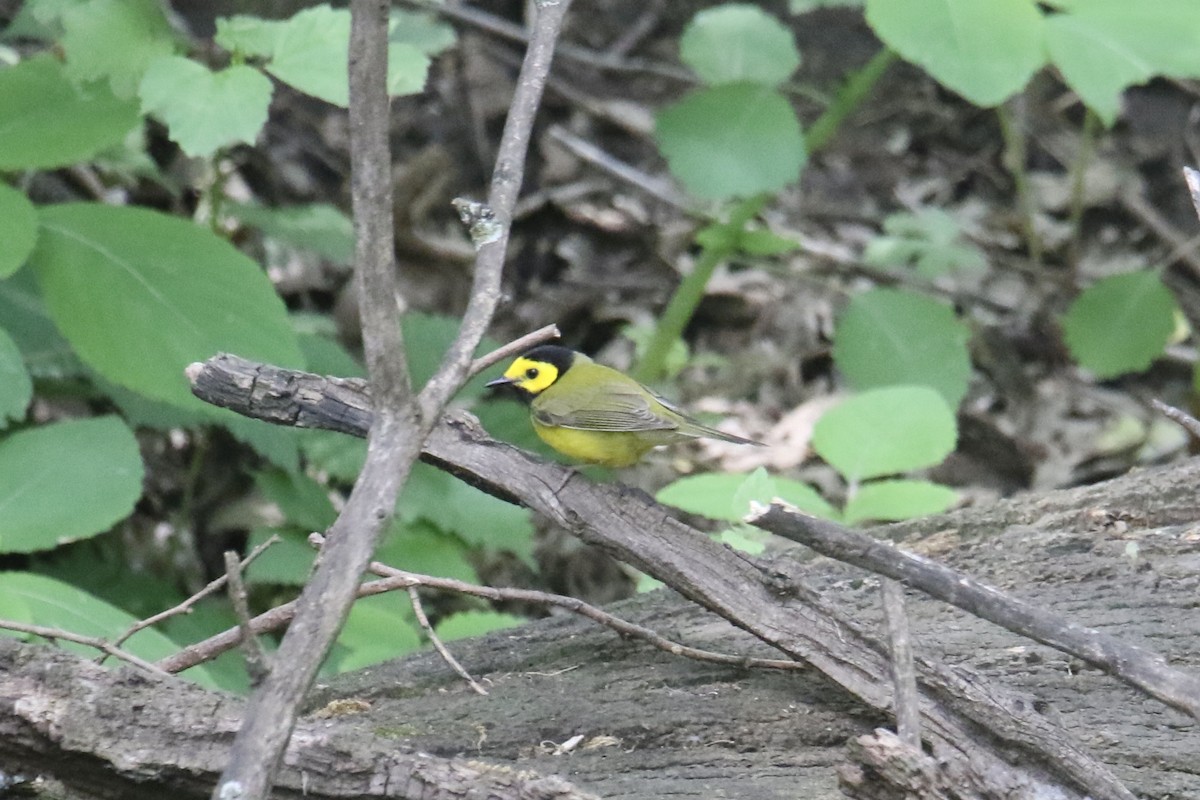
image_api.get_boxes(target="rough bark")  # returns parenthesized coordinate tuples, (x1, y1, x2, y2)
(2, 453, 1199, 798)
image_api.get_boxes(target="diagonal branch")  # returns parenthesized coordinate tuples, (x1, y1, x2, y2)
(417, 0, 572, 421)
(746, 501, 1200, 722)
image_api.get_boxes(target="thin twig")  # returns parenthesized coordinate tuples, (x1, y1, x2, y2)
(225, 550, 269, 684)
(469, 324, 560, 377)
(212, 2, 417, 795)
(1152, 398, 1200, 440)
(104, 535, 280, 659)
(0, 619, 170, 678)
(402, 0, 693, 83)
(406, 586, 488, 695)
(417, 0, 574, 421)
(880, 580, 921, 749)
(328, 534, 804, 674)
(547, 125, 692, 213)
(748, 501, 1200, 722)
(155, 534, 805, 677)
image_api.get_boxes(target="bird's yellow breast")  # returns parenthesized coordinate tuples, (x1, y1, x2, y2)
(531, 420, 657, 468)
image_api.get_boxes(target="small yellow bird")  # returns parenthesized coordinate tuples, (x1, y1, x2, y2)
(486, 345, 762, 467)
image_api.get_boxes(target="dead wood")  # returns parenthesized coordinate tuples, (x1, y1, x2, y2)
(2, 356, 1198, 798)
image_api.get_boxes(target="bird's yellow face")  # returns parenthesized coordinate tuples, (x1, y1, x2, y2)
(486, 345, 577, 402)
(499, 355, 560, 397)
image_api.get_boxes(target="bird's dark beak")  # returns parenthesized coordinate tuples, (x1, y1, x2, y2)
(485, 376, 514, 389)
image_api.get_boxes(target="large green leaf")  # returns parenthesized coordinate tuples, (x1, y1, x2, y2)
(656, 83, 805, 200)
(328, 592, 421, 673)
(0, 571, 217, 688)
(657, 469, 837, 522)
(0, 184, 37, 279)
(865, 0, 1045, 107)
(1045, 1, 1200, 126)
(0, 55, 140, 169)
(843, 478, 957, 524)
(61, 0, 177, 98)
(680, 4, 801, 86)
(31, 203, 304, 410)
(0, 327, 32, 426)
(218, 5, 430, 107)
(1062, 270, 1176, 379)
(832, 288, 972, 408)
(0, 267, 83, 379)
(397, 464, 534, 567)
(0, 416, 143, 553)
(139, 57, 272, 157)
(813, 386, 957, 482)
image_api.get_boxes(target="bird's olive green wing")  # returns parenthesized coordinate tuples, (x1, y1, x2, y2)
(532, 384, 680, 433)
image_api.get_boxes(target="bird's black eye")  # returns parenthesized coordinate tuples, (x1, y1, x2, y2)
(525, 367, 539, 379)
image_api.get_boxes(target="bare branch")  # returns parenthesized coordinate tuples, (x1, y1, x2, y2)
(417, 0, 573, 421)
(0, 619, 170, 678)
(747, 501, 1200, 722)
(880, 580, 920, 750)
(225, 550, 269, 684)
(406, 586, 488, 695)
(104, 535, 279, 659)
(469, 324, 560, 377)
(212, 2, 419, 795)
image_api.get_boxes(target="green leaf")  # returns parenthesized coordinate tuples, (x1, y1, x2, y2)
(864, 208, 986, 277)
(388, 9, 457, 56)
(214, 15, 284, 57)
(61, 0, 176, 98)
(832, 288, 972, 407)
(680, 4, 801, 86)
(865, 0, 1046, 107)
(717, 526, 769, 555)
(160, 599, 251, 693)
(0, 267, 83, 380)
(244, 528, 315, 586)
(813, 386, 957, 482)
(0, 184, 37, 279)
(655, 83, 806, 201)
(0, 417, 143, 553)
(226, 202, 355, 263)
(0, 572, 218, 688)
(435, 610, 525, 642)
(254, 469, 337, 532)
(376, 518, 479, 583)
(31, 203, 304, 409)
(843, 478, 957, 524)
(1062, 270, 1176, 379)
(771, 476, 841, 520)
(1045, 1, 1200, 126)
(0, 55, 140, 170)
(657, 469, 837, 521)
(139, 57, 272, 157)
(298, 430, 367, 482)
(330, 592, 421, 672)
(261, 5, 430, 107)
(402, 312, 503, 401)
(0, 327, 32, 426)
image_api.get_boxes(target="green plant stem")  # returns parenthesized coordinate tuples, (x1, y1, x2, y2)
(632, 194, 765, 384)
(996, 103, 1043, 271)
(805, 47, 896, 154)
(1066, 108, 1099, 279)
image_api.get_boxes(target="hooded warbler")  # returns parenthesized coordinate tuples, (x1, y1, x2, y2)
(486, 345, 762, 467)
